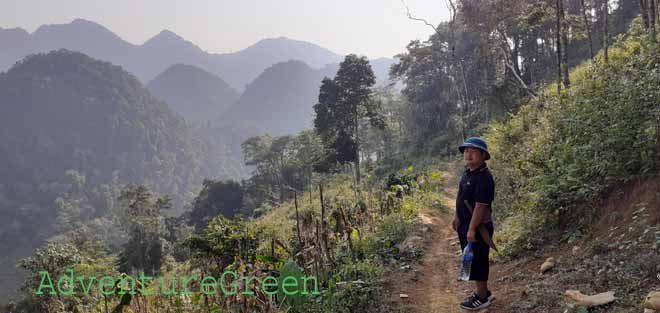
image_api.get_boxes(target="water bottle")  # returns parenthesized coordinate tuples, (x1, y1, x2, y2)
(458, 242, 473, 281)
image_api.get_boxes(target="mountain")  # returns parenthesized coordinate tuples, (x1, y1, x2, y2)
(219, 60, 336, 136)
(147, 64, 239, 122)
(0, 27, 30, 70)
(0, 50, 239, 300)
(136, 30, 211, 86)
(207, 37, 343, 91)
(0, 20, 345, 91)
(0, 19, 392, 92)
(215, 56, 397, 139)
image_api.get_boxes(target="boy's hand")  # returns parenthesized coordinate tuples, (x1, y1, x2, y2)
(452, 218, 459, 231)
(467, 228, 477, 242)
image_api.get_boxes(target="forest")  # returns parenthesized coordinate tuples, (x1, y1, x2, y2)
(1, 0, 659, 312)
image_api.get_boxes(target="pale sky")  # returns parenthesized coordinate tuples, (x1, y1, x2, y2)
(0, 0, 450, 59)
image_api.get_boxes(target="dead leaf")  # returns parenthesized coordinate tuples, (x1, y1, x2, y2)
(645, 291, 660, 310)
(565, 290, 616, 307)
(540, 257, 556, 274)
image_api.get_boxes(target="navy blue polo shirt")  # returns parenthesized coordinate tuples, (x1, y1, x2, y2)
(456, 162, 494, 235)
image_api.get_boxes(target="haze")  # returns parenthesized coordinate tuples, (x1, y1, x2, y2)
(0, 0, 450, 59)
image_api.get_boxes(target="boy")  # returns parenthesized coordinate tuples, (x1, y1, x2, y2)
(453, 137, 495, 311)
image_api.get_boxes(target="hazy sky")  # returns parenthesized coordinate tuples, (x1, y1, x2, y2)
(0, 0, 450, 59)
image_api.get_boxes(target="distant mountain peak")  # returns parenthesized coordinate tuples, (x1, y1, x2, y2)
(144, 29, 185, 45)
(142, 29, 204, 54)
(0, 27, 29, 35)
(32, 18, 122, 42)
(71, 18, 98, 25)
(148, 63, 239, 122)
(251, 36, 317, 47)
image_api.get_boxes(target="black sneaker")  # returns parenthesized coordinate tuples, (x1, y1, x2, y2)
(460, 292, 492, 311)
(486, 290, 494, 301)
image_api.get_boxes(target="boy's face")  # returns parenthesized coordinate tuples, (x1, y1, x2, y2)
(463, 147, 485, 167)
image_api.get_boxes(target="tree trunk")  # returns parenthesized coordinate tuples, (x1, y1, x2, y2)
(641, 0, 650, 29)
(580, 0, 595, 59)
(560, 0, 570, 88)
(294, 192, 302, 246)
(603, 0, 609, 63)
(279, 154, 285, 202)
(319, 184, 325, 231)
(650, 0, 657, 41)
(354, 112, 361, 186)
(556, 0, 563, 94)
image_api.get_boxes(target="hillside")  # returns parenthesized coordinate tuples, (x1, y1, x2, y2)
(220, 60, 336, 136)
(3, 2, 657, 313)
(147, 64, 239, 122)
(0, 50, 236, 300)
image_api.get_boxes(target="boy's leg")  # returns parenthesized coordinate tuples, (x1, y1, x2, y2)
(476, 281, 488, 299)
(470, 223, 494, 299)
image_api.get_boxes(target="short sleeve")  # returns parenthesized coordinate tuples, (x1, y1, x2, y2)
(474, 174, 495, 205)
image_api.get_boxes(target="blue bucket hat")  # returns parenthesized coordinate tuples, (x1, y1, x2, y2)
(459, 137, 490, 160)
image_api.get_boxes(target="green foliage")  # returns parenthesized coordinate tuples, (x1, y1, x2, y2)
(189, 179, 244, 229)
(0, 49, 242, 300)
(385, 173, 417, 197)
(313, 54, 382, 172)
(241, 130, 325, 211)
(117, 185, 168, 275)
(360, 211, 417, 263)
(186, 216, 260, 276)
(487, 31, 660, 256)
(276, 261, 308, 309)
(390, 0, 640, 157)
(16, 242, 82, 312)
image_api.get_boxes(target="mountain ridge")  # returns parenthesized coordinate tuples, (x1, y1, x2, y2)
(0, 19, 394, 92)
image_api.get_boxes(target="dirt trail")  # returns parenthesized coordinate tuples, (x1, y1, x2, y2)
(386, 172, 510, 313)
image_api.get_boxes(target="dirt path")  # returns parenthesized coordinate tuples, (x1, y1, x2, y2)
(385, 173, 511, 313)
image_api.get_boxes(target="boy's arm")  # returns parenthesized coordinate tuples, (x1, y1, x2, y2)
(467, 202, 488, 242)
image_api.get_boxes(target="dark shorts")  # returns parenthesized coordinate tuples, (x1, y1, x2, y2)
(457, 222, 494, 281)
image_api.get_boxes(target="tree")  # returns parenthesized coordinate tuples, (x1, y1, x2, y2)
(580, 0, 595, 59)
(116, 185, 167, 275)
(17, 243, 81, 313)
(556, 0, 571, 92)
(313, 54, 383, 185)
(639, 0, 658, 40)
(185, 216, 259, 276)
(189, 179, 244, 230)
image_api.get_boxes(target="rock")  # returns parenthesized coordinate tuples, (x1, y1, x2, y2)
(572, 246, 580, 255)
(645, 291, 660, 310)
(397, 236, 424, 250)
(399, 294, 409, 298)
(643, 309, 656, 313)
(540, 257, 556, 274)
(565, 290, 616, 308)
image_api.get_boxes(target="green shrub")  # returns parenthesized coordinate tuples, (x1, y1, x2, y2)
(486, 26, 660, 256)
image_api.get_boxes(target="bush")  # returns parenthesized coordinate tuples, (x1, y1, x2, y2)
(486, 27, 660, 256)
